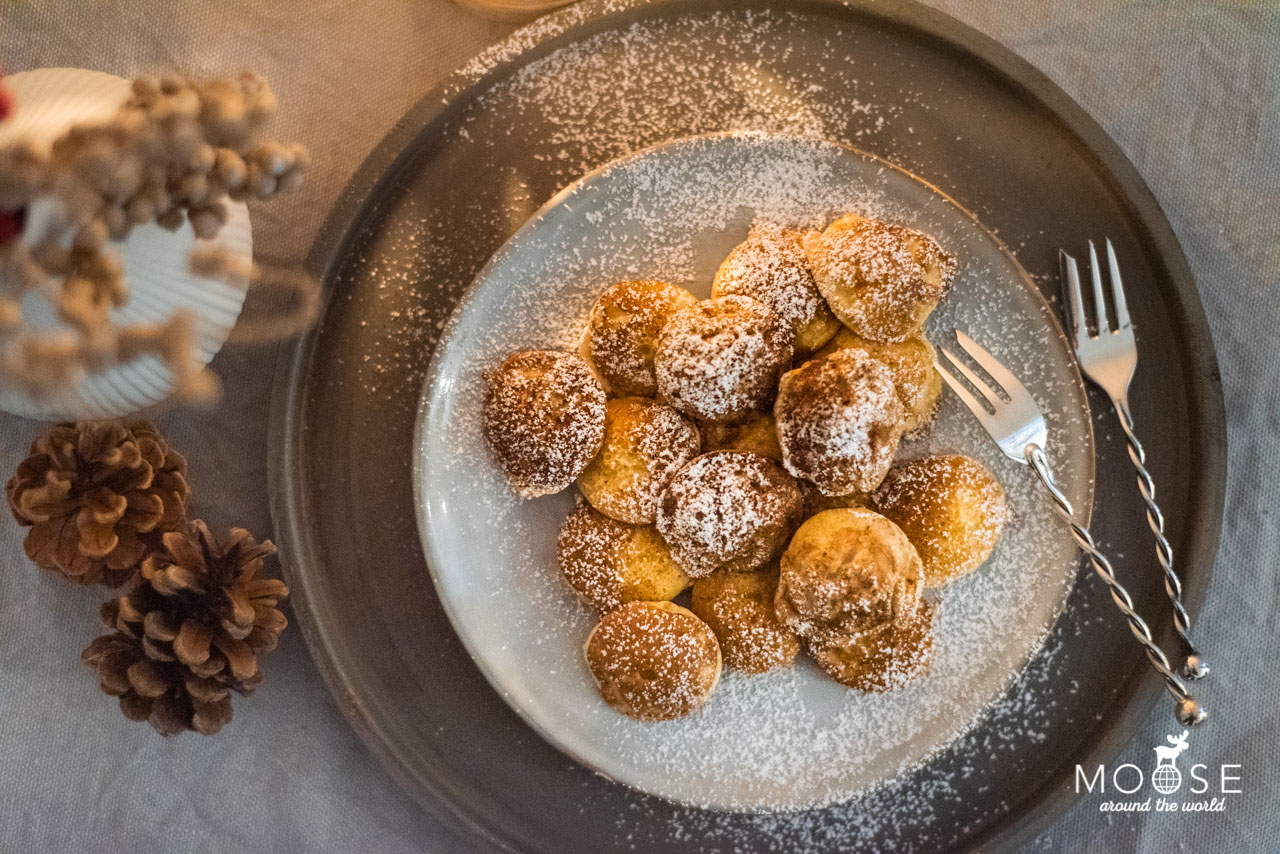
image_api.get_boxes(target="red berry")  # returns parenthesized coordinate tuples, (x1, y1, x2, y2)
(0, 209, 24, 247)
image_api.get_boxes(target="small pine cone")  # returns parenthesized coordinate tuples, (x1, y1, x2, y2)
(82, 629, 232, 735)
(82, 519, 289, 735)
(6, 420, 190, 586)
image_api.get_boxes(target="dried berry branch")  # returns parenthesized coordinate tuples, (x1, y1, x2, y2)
(0, 72, 315, 405)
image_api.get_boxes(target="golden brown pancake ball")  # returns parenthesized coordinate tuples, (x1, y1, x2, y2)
(774, 348, 906, 497)
(873, 454, 1008, 586)
(584, 280, 699, 397)
(557, 500, 691, 611)
(482, 350, 605, 498)
(585, 601, 722, 721)
(775, 507, 923, 645)
(654, 295, 793, 424)
(813, 327, 942, 434)
(577, 397, 701, 524)
(712, 224, 840, 354)
(656, 451, 804, 578)
(807, 599, 935, 692)
(804, 213, 955, 342)
(690, 565, 800, 674)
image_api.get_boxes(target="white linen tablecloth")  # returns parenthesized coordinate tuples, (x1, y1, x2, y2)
(1, 1, 1276, 850)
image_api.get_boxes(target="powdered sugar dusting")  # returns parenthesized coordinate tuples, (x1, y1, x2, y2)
(586, 601, 722, 722)
(655, 451, 802, 577)
(654, 295, 792, 423)
(713, 224, 832, 341)
(807, 214, 957, 341)
(690, 568, 799, 675)
(482, 350, 606, 497)
(579, 396, 700, 523)
(587, 280, 698, 398)
(776, 348, 905, 496)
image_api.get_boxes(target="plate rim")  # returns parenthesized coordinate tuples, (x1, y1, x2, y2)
(410, 128, 1098, 811)
(268, 1, 1227, 850)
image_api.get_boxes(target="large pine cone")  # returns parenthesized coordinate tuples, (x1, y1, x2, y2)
(81, 520, 288, 735)
(6, 420, 189, 586)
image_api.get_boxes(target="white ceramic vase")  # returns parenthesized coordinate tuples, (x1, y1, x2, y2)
(0, 67, 253, 420)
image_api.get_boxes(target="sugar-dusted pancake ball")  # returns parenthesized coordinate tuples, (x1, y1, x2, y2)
(585, 601, 722, 721)
(584, 279, 699, 397)
(557, 500, 690, 612)
(873, 454, 1009, 587)
(712, 224, 840, 355)
(699, 411, 783, 463)
(657, 451, 804, 577)
(482, 350, 606, 498)
(775, 507, 923, 645)
(813, 327, 942, 434)
(690, 565, 799, 674)
(803, 213, 956, 342)
(774, 348, 906, 497)
(807, 599, 935, 692)
(654, 295, 793, 424)
(577, 397, 700, 524)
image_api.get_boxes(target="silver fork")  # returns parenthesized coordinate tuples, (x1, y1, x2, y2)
(1060, 240, 1207, 681)
(935, 330, 1206, 728)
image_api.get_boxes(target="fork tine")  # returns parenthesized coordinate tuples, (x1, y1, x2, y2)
(937, 342, 1003, 411)
(1089, 240, 1111, 334)
(1059, 250, 1088, 348)
(1106, 238, 1132, 329)
(935, 351, 998, 430)
(954, 330, 1035, 405)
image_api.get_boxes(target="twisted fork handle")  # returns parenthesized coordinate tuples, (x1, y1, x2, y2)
(1025, 445, 1206, 728)
(1115, 400, 1207, 680)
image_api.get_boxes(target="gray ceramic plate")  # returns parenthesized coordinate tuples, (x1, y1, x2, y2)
(414, 132, 1094, 810)
(270, 1, 1225, 849)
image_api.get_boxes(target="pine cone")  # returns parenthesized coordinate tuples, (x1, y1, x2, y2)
(6, 420, 189, 586)
(82, 520, 289, 735)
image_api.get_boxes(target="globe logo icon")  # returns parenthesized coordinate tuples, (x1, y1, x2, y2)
(1151, 729, 1190, 795)
(1152, 764, 1182, 795)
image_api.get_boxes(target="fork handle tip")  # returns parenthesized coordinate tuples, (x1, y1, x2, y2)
(1181, 655, 1209, 681)
(1177, 697, 1207, 728)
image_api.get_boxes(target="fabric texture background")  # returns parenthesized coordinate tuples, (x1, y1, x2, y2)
(0, 1, 1275, 851)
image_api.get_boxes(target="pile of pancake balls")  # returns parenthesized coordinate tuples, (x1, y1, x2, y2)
(483, 214, 1010, 723)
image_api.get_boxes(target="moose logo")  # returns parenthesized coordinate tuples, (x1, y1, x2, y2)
(1075, 729, 1241, 812)
(1151, 730, 1190, 794)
